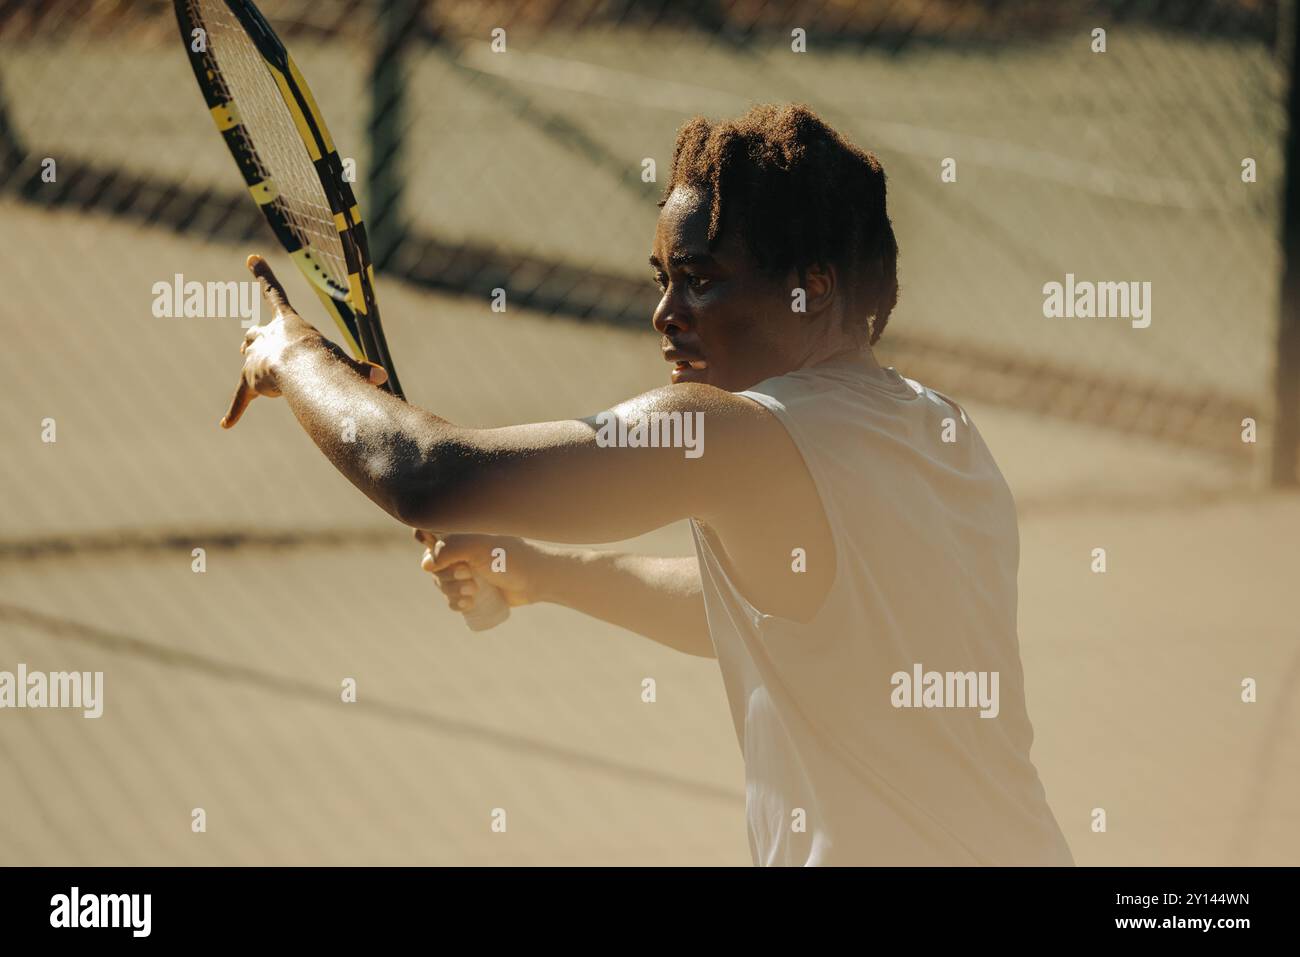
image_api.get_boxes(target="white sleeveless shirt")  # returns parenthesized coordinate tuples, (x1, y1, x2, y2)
(689, 354, 1074, 866)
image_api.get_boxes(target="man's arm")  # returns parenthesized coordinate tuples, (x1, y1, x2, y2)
(224, 257, 829, 622)
(246, 318, 773, 544)
(543, 551, 711, 657)
(424, 533, 713, 657)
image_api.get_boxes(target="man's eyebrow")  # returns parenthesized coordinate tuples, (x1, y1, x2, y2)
(648, 252, 717, 270)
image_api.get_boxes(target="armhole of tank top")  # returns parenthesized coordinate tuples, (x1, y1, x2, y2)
(735, 388, 851, 632)
(689, 517, 766, 632)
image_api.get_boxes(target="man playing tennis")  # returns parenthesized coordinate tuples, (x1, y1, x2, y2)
(223, 104, 1074, 867)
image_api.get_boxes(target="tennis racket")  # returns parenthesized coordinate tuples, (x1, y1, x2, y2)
(175, 0, 510, 631)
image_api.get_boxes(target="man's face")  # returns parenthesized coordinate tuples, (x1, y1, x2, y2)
(650, 186, 797, 393)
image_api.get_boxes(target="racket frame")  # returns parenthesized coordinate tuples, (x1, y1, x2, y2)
(176, 1, 512, 631)
(174, 0, 404, 399)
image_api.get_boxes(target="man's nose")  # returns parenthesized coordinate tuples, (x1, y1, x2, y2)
(652, 294, 691, 336)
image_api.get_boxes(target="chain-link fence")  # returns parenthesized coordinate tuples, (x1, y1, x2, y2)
(1, 0, 1291, 460)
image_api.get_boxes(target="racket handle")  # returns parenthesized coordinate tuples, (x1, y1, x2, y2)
(463, 573, 511, 632)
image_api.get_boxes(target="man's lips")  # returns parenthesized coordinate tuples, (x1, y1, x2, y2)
(663, 350, 707, 370)
(665, 350, 708, 383)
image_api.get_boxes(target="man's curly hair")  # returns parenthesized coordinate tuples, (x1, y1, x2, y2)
(660, 104, 900, 345)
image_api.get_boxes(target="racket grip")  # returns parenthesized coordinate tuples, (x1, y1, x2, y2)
(463, 573, 511, 632)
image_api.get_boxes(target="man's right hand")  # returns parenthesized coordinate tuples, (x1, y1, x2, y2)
(416, 530, 546, 613)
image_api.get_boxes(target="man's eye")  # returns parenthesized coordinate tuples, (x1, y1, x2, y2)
(652, 272, 668, 290)
(686, 275, 711, 290)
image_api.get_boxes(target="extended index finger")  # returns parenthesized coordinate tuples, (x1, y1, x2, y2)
(246, 254, 292, 317)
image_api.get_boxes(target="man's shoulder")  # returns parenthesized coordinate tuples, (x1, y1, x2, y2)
(630, 382, 786, 433)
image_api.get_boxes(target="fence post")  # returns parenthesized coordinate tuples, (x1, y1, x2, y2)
(366, 0, 421, 272)
(1274, 0, 1300, 485)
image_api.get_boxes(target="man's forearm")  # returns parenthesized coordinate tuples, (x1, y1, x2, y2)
(535, 549, 713, 658)
(274, 338, 466, 525)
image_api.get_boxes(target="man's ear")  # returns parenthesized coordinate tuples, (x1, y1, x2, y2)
(802, 262, 836, 315)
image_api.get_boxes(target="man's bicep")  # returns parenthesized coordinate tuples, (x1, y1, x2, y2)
(428, 385, 771, 543)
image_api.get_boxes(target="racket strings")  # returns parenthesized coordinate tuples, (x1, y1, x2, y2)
(198, 0, 350, 294)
